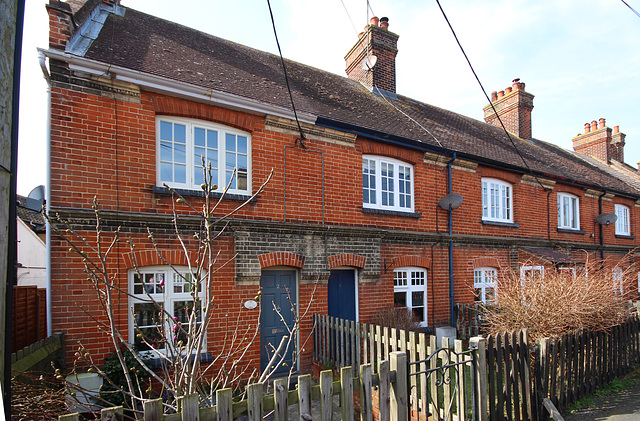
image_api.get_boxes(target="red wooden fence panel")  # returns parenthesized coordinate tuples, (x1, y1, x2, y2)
(12, 285, 47, 353)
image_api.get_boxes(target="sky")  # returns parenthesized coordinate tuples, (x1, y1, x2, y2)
(17, 0, 640, 196)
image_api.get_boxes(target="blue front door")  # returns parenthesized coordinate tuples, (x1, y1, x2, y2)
(260, 270, 297, 374)
(328, 269, 356, 321)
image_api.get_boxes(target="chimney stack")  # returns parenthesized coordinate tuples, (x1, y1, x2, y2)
(483, 79, 535, 140)
(345, 16, 399, 94)
(572, 119, 625, 164)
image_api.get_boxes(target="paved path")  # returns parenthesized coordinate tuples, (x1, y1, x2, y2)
(563, 380, 640, 420)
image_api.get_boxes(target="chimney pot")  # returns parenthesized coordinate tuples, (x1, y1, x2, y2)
(591, 121, 598, 132)
(498, 90, 505, 98)
(491, 91, 498, 101)
(599, 118, 606, 129)
(380, 17, 389, 30)
(584, 123, 591, 134)
(505, 87, 512, 94)
(370, 16, 380, 26)
(512, 78, 525, 90)
(614, 125, 619, 134)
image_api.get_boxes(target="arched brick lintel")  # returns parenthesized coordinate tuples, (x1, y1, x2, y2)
(150, 94, 257, 133)
(472, 257, 501, 269)
(328, 254, 366, 269)
(389, 256, 431, 270)
(259, 252, 305, 269)
(359, 142, 420, 165)
(122, 249, 197, 269)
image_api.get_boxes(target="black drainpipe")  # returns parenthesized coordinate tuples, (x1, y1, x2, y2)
(447, 153, 456, 327)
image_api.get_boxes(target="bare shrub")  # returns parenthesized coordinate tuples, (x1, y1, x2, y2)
(482, 254, 634, 342)
(11, 373, 67, 421)
(371, 306, 422, 332)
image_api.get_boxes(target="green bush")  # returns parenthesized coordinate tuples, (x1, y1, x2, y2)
(99, 347, 152, 407)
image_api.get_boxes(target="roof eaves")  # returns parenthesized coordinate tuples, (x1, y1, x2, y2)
(41, 48, 317, 125)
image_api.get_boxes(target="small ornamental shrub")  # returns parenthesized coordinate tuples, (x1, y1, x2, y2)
(370, 306, 422, 332)
(482, 254, 634, 342)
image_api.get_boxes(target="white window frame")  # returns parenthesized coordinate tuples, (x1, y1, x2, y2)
(363, 155, 414, 212)
(520, 265, 544, 285)
(613, 267, 624, 295)
(129, 266, 206, 355)
(157, 117, 251, 194)
(557, 193, 580, 230)
(481, 178, 513, 222)
(474, 267, 497, 304)
(393, 267, 428, 326)
(615, 204, 630, 236)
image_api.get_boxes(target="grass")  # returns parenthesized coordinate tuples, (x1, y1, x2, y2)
(567, 366, 640, 413)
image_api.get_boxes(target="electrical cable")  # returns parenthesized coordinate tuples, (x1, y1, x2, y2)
(339, 0, 360, 38)
(265, 0, 307, 147)
(374, 83, 444, 148)
(621, 0, 640, 18)
(434, 0, 549, 192)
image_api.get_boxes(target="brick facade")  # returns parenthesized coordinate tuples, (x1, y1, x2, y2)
(45, 1, 640, 381)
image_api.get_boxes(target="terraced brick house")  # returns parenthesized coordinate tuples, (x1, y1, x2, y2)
(42, 0, 640, 375)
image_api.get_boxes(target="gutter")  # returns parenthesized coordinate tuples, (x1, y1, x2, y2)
(39, 48, 316, 126)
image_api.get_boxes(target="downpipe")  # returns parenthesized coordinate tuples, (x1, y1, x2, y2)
(447, 153, 456, 327)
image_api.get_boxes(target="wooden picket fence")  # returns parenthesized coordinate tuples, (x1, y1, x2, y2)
(454, 303, 486, 340)
(61, 353, 410, 421)
(535, 315, 640, 420)
(486, 330, 533, 421)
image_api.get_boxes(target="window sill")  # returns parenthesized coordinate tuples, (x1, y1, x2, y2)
(556, 228, 586, 235)
(615, 234, 635, 240)
(481, 220, 520, 228)
(154, 186, 254, 202)
(147, 352, 212, 369)
(362, 207, 421, 218)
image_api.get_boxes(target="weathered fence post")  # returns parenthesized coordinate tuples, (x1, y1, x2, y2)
(275, 378, 289, 421)
(216, 388, 233, 421)
(341, 366, 354, 421)
(144, 398, 163, 421)
(470, 336, 487, 421)
(360, 364, 373, 421)
(320, 370, 333, 421)
(298, 374, 311, 421)
(390, 352, 407, 421)
(378, 359, 390, 421)
(101, 406, 123, 421)
(536, 338, 551, 421)
(247, 383, 263, 421)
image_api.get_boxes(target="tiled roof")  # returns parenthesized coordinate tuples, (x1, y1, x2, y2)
(80, 7, 639, 197)
(16, 195, 45, 232)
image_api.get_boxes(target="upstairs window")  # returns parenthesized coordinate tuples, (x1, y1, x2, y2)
(474, 267, 497, 304)
(557, 193, 580, 230)
(363, 156, 414, 212)
(157, 118, 250, 194)
(482, 179, 512, 222)
(615, 204, 630, 236)
(393, 267, 427, 326)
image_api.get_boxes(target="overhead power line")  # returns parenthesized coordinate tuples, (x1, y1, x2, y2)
(434, 0, 548, 191)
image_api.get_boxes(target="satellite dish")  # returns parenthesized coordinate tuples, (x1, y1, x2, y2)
(595, 213, 617, 225)
(438, 193, 464, 210)
(26, 185, 45, 211)
(362, 55, 377, 71)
